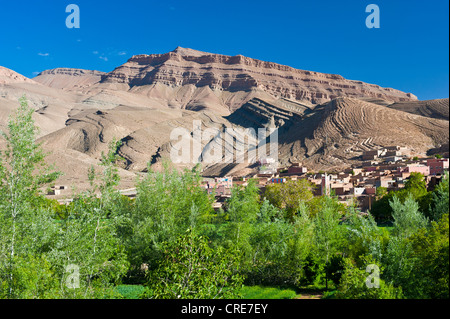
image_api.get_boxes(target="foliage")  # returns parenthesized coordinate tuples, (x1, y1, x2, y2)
(389, 193, 428, 238)
(240, 285, 298, 299)
(370, 172, 430, 222)
(311, 196, 345, 289)
(129, 162, 214, 268)
(264, 179, 314, 221)
(335, 257, 403, 299)
(145, 230, 244, 299)
(406, 214, 449, 298)
(0, 97, 61, 298)
(430, 172, 449, 221)
(343, 209, 387, 263)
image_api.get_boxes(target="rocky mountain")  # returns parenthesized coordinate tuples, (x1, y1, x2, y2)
(0, 47, 448, 193)
(99, 47, 417, 113)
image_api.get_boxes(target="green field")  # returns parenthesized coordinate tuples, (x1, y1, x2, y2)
(114, 284, 303, 299)
(240, 285, 299, 299)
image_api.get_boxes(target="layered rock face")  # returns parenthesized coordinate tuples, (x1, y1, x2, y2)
(101, 47, 417, 108)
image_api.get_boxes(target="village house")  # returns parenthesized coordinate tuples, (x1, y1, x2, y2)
(427, 158, 449, 175)
(199, 145, 448, 214)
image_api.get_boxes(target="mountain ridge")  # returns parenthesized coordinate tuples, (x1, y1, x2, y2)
(0, 48, 448, 193)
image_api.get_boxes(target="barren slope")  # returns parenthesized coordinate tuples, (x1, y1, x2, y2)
(386, 98, 449, 121)
(277, 97, 449, 170)
(33, 68, 105, 91)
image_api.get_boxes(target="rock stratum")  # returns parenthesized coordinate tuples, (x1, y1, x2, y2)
(101, 47, 417, 111)
(0, 47, 448, 193)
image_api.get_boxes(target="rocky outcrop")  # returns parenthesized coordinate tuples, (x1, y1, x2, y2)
(100, 47, 418, 108)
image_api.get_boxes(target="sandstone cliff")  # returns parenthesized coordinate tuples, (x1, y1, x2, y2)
(100, 47, 417, 110)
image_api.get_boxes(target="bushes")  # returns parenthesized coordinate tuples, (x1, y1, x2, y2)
(144, 230, 244, 299)
(335, 257, 403, 299)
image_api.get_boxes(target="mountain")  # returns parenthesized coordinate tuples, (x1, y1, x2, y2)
(98, 46, 417, 112)
(33, 68, 105, 91)
(0, 48, 448, 193)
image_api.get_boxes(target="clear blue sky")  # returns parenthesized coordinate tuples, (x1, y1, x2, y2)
(0, 0, 448, 100)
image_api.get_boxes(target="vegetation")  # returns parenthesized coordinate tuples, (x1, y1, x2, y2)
(240, 285, 298, 299)
(0, 98, 448, 299)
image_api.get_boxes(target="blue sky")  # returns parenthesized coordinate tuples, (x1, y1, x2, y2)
(0, 0, 448, 100)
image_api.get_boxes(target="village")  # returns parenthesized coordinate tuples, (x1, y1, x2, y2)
(46, 145, 449, 213)
(201, 146, 449, 213)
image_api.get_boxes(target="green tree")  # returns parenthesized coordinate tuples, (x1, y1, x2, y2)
(343, 208, 387, 265)
(404, 172, 427, 199)
(381, 194, 430, 296)
(375, 186, 388, 199)
(430, 172, 449, 221)
(0, 97, 61, 298)
(129, 162, 214, 271)
(45, 138, 130, 298)
(336, 257, 403, 299)
(264, 179, 314, 221)
(390, 193, 428, 238)
(145, 230, 244, 299)
(407, 214, 449, 298)
(371, 173, 429, 222)
(285, 202, 315, 285)
(219, 179, 260, 268)
(311, 196, 345, 289)
(246, 200, 295, 285)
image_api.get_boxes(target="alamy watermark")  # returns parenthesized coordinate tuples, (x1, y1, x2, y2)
(365, 4, 380, 29)
(65, 264, 80, 289)
(365, 264, 380, 288)
(66, 4, 80, 29)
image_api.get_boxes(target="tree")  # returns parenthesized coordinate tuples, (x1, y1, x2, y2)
(371, 173, 429, 222)
(218, 179, 260, 268)
(430, 172, 449, 221)
(336, 257, 403, 299)
(375, 186, 388, 199)
(389, 193, 428, 238)
(404, 172, 427, 199)
(407, 214, 449, 298)
(382, 194, 430, 297)
(311, 196, 345, 289)
(45, 138, 130, 298)
(344, 209, 387, 265)
(246, 199, 296, 285)
(129, 162, 214, 270)
(0, 97, 61, 298)
(264, 179, 314, 221)
(145, 230, 244, 299)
